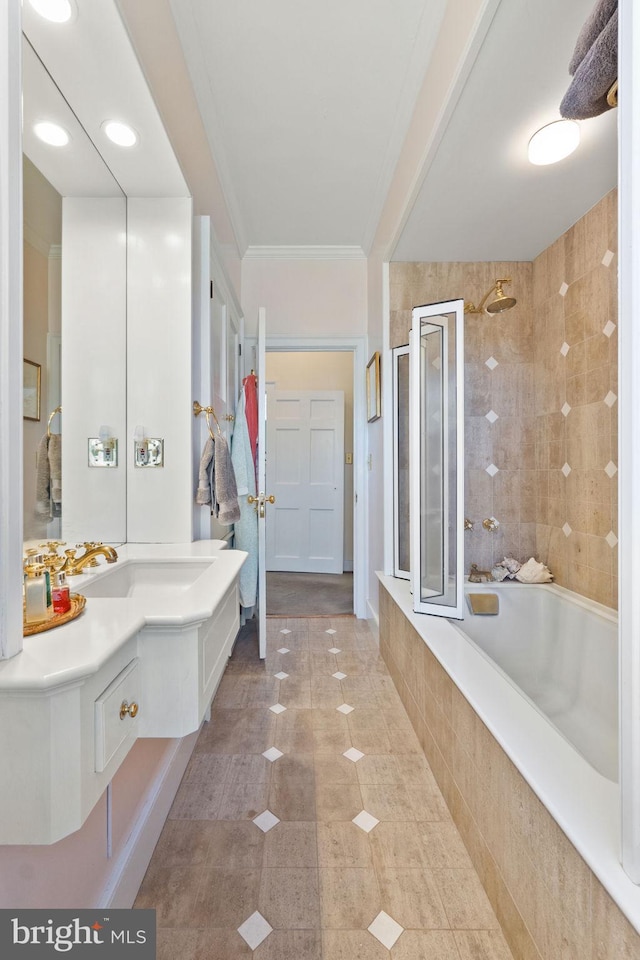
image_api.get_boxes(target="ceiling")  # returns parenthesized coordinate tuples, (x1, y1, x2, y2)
(166, 0, 617, 262)
(394, 0, 618, 262)
(20, 0, 618, 262)
(167, 0, 448, 253)
(22, 0, 188, 198)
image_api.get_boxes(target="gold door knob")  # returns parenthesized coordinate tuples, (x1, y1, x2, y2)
(120, 700, 139, 720)
(266, 495, 275, 504)
(247, 495, 258, 504)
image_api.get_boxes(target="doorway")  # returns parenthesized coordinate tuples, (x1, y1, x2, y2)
(265, 350, 354, 617)
(248, 335, 367, 621)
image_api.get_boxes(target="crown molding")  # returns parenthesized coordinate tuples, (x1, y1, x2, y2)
(243, 245, 366, 261)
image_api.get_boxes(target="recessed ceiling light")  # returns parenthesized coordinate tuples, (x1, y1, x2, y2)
(528, 119, 580, 166)
(28, 0, 74, 23)
(34, 121, 70, 146)
(102, 120, 138, 147)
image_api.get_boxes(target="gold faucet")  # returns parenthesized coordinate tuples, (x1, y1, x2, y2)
(62, 543, 118, 576)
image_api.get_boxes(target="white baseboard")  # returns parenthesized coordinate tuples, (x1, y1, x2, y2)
(97, 731, 199, 908)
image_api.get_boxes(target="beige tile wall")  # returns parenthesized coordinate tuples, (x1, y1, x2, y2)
(389, 190, 618, 607)
(379, 582, 640, 960)
(390, 260, 535, 573)
(533, 190, 618, 608)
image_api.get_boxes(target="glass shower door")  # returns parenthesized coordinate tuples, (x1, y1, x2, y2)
(392, 344, 410, 579)
(410, 300, 464, 619)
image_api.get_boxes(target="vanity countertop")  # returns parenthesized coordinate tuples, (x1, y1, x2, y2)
(1, 541, 246, 691)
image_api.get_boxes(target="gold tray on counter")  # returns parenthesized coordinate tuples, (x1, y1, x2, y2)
(23, 593, 86, 636)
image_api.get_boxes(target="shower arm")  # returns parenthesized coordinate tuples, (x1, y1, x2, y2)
(464, 278, 512, 315)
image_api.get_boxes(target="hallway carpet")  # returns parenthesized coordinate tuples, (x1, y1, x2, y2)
(266, 572, 353, 617)
(135, 617, 514, 960)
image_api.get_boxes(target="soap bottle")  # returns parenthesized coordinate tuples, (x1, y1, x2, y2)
(24, 563, 49, 624)
(52, 572, 71, 615)
(32, 552, 52, 614)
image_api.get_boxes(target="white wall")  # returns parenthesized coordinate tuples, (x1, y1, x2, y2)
(62, 197, 194, 545)
(241, 257, 367, 338)
(61, 198, 127, 544)
(266, 351, 355, 568)
(127, 198, 193, 543)
(242, 255, 370, 611)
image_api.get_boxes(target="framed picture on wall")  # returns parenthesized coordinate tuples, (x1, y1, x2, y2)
(366, 351, 381, 422)
(23, 359, 41, 422)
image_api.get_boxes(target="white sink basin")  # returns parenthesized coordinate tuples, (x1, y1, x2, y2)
(80, 559, 213, 599)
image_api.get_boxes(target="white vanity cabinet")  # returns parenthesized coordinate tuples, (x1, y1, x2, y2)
(138, 579, 239, 737)
(0, 633, 141, 845)
(0, 545, 246, 845)
(94, 657, 141, 774)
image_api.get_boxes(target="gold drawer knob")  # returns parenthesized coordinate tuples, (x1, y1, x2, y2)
(120, 700, 139, 720)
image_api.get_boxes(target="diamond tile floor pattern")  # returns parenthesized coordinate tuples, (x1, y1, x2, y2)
(135, 617, 515, 960)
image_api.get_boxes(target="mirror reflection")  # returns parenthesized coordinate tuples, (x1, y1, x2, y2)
(23, 155, 62, 540)
(21, 36, 125, 544)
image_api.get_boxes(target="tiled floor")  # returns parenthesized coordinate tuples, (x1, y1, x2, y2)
(135, 617, 515, 960)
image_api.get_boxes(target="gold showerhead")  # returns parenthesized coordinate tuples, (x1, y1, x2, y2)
(464, 278, 516, 316)
(485, 279, 516, 314)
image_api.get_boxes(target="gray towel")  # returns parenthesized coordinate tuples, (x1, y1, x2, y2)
(48, 434, 62, 507)
(196, 437, 215, 505)
(568, 0, 617, 74)
(560, 3, 617, 120)
(214, 434, 240, 525)
(35, 434, 51, 517)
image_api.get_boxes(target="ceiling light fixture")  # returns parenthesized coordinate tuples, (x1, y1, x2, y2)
(102, 120, 138, 147)
(28, 0, 73, 23)
(34, 121, 70, 146)
(528, 119, 580, 166)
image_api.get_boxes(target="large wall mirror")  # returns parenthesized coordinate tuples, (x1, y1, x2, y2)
(22, 35, 127, 546)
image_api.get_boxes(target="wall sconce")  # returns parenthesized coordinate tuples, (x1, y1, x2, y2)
(134, 425, 164, 468)
(88, 426, 118, 467)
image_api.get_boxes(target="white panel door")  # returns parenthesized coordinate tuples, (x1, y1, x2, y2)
(266, 390, 344, 574)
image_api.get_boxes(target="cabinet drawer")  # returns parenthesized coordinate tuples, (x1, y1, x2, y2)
(94, 658, 140, 773)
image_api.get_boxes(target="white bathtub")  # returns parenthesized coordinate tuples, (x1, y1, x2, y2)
(377, 572, 640, 934)
(455, 582, 618, 782)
